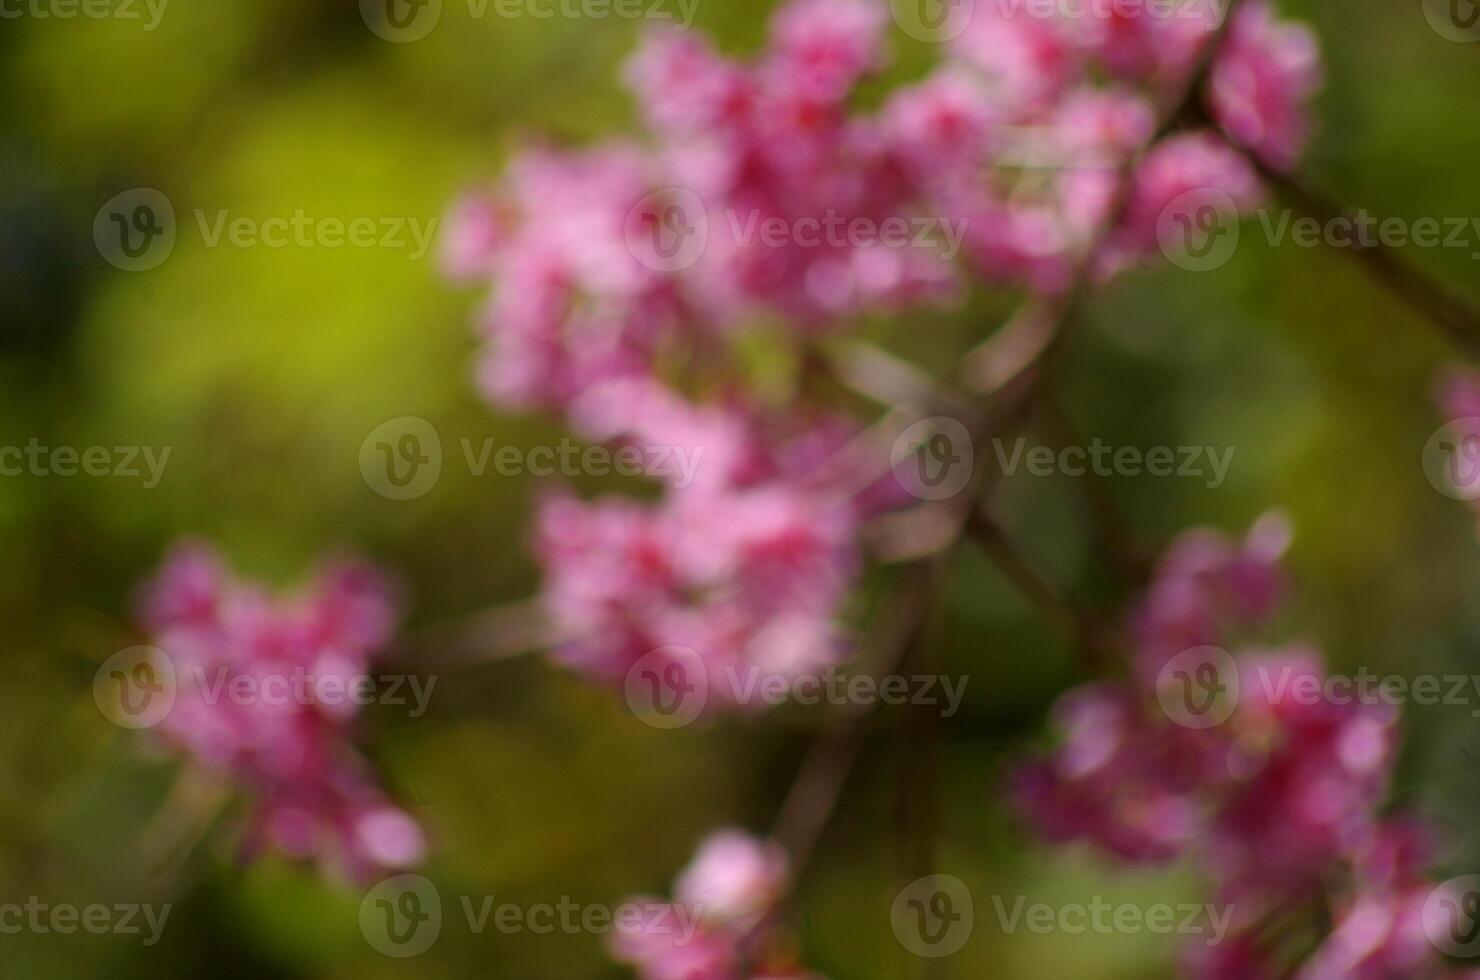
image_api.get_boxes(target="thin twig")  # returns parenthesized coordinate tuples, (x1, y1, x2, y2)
(387, 599, 553, 671)
(766, 0, 1250, 883)
(770, 560, 943, 873)
(1236, 138, 1480, 358)
(1038, 393, 1155, 587)
(964, 507, 1108, 671)
(962, 0, 1247, 400)
(138, 764, 232, 880)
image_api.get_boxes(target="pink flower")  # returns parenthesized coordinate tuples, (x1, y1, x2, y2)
(454, 143, 695, 411)
(1295, 889, 1432, 979)
(1130, 509, 1290, 684)
(625, 29, 752, 134)
(534, 386, 878, 712)
(1211, 649, 1397, 908)
(675, 830, 790, 927)
(1104, 130, 1263, 276)
(611, 831, 820, 980)
(882, 68, 999, 196)
(1068, 0, 1222, 83)
(440, 193, 505, 282)
(136, 542, 422, 879)
(1014, 516, 1456, 977)
(1437, 368, 1480, 424)
(533, 483, 857, 708)
(1209, 0, 1322, 171)
(766, 0, 889, 103)
(610, 905, 741, 980)
(1010, 683, 1206, 861)
(944, 86, 1152, 294)
(951, 3, 1078, 116)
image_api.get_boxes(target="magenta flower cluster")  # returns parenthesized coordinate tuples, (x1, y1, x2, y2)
(610, 829, 821, 980)
(441, 0, 1322, 717)
(533, 379, 902, 705)
(446, 0, 1317, 401)
(1014, 516, 1467, 978)
(137, 543, 425, 879)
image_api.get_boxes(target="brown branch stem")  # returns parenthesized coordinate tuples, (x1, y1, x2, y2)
(963, 507, 1109, 671)
(766, 5, 1250, 879)
(1243, 145, 1480, 358)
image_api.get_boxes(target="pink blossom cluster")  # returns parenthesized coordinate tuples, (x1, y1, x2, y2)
(910, 0, 1294, 289)
(137, 542, 425, 879)
(610, 829, 824, 980)
(443, 0, 1324, 716)
(446, 1, 1320, 401)
(1013, 516, 1467, 978)
(534, 378, 892, 708)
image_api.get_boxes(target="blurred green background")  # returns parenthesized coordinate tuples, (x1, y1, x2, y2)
(3, 0, 1480, 976)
